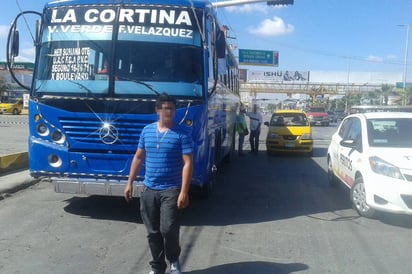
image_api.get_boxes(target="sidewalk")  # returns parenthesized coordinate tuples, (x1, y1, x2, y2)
(0, 169, 39, 198)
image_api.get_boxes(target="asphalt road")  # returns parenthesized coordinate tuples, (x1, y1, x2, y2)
(2, 119, 412, 274)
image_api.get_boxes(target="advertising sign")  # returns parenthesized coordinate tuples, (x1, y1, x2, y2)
(247, 70, 310, 82)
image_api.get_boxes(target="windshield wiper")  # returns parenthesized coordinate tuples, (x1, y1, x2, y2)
(121, 77, 160, 96)
(69, 80, 95, 97)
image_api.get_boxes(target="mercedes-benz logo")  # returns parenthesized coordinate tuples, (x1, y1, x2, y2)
(99, 123, 119, 144)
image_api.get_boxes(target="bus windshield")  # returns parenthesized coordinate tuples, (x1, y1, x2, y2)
(34, 5, 204, 99)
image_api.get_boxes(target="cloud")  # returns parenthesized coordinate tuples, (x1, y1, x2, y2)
(224, 4, 270, 14)
(18, 47, 36, 62)
(366, 55, 383, 63)
(248, 16, 294, 37)
(386, 54, 397, 60)
(0, 25, 8, 38)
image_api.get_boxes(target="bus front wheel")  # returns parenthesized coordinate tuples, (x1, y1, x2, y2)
(197, 164, 217, 199)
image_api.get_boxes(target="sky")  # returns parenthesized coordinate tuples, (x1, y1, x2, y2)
(0, 0, 411, 81)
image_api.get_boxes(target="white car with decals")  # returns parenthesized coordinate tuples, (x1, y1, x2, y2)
(327, 112, 412, 218)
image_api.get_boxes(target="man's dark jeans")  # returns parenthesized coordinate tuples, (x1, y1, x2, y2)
(140, 186, 181, 274)
(249, 129, 260, 153)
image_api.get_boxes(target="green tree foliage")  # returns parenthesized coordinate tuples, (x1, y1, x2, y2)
(0, 75, 11, 98)
(406, 86, 412, 105)
(327, 83, 398, 112)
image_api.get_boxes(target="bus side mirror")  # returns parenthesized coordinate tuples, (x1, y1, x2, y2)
(216, 30, 226, 58)
(10, 30, 19, 57)
(35, 20, 41, 46)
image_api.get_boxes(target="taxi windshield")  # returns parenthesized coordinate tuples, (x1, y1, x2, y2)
(367, 118, 412, 148)
(270, 113, 308, 126)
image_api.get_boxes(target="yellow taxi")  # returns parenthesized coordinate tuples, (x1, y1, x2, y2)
(0, 98, 23, 115)
(264, 109, 313, 156)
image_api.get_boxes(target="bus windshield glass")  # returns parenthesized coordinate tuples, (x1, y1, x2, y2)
(34, 5, 204, 99)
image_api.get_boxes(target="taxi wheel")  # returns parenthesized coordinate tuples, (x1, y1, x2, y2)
(350, 176, 376, 218)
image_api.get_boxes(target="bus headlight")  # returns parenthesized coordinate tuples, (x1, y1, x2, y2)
(51, 130, 66, 144)
(36, 123, 49, 136)
(48, 154, 62, 168)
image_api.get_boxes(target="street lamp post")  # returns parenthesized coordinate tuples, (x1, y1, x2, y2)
(345, 59, 351, 113)
(398, 24, 410, 106)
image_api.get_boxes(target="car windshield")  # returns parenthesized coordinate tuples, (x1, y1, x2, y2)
(270, 113, 308, 126)
(309, 107, 325, 112)
(367, 118, 412, 148)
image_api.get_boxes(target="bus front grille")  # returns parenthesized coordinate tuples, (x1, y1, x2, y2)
(59, 117, 153, 146)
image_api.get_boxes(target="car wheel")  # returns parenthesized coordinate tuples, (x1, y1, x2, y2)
(13, 108, 19, 115)
(350, 176, 376, 218)
(327, 156, 338, 186)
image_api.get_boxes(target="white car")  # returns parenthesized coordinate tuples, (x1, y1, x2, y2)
(327, 112, 412, 218)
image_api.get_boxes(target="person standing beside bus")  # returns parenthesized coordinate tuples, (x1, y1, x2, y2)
(236, 104, 248, 156)
(245, 104, 263, 155)
(124, 93, 193, 274)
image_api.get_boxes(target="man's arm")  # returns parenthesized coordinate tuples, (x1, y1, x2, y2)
(258, 113, 264, 129)
(177, 153, 193, 209)
(124, 148, 145, 202)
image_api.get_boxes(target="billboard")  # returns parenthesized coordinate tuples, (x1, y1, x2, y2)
(248, 70, 310, 82)
(239, 49, 279, 66)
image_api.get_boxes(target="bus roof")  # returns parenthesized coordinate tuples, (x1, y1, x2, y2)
(46, 0, 211, 8)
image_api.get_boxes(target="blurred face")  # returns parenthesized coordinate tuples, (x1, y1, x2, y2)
(156, 101, 176, 124)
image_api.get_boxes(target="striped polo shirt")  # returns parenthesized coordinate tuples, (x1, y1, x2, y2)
(138, 122, 193, 190)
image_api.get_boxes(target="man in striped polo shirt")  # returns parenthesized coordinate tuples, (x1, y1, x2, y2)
(124, 93, 193, 274)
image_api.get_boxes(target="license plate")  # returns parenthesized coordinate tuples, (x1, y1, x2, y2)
(285, 142, 295, 148)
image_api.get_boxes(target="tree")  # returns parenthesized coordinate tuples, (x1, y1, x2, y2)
(380, 84, 393, 105)
(0, 74, 11, 101)
(405, 86, 412, 105)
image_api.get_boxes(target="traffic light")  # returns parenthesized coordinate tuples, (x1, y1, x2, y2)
(267, 0, 294, 6)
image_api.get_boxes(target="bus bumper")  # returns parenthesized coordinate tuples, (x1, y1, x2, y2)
(52, 177, 144, 197)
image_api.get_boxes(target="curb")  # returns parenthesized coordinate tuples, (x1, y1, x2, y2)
(0, 152, 38, 198)
(0, 152, 29, 175)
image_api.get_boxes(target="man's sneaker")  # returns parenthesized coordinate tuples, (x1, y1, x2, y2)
(149, 271, 164, 274)
(170, 261, 181, 274)
(149, 270, 164, 274)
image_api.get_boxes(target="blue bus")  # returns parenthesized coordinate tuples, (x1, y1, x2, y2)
(7, 0, 240, 198)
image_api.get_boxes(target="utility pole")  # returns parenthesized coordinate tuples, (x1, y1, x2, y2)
(398, 24, 409, 106)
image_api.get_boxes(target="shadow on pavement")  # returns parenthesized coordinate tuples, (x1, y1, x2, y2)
(63, 195, 142, 223)
(184, 261, 308, 274)
(62, 150, 412, 229)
